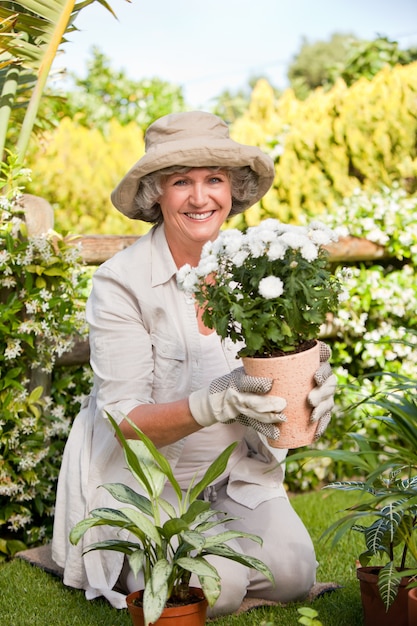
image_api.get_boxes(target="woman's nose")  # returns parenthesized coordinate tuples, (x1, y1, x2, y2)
(189, 183, 207, 206)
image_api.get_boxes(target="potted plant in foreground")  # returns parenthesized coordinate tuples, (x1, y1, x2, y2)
(70, 414, 274, 626)
(177, 218, 343, 448)
(290, 372, 417, 626)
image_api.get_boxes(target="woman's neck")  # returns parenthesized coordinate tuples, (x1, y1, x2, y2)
(166, 236, 204, 269)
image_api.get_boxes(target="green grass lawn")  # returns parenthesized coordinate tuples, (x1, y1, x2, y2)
(0, 490, 365, 626)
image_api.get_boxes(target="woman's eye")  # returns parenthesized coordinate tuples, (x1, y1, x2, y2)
(209, 177, 222, 184)
(173, 179, 187, 186)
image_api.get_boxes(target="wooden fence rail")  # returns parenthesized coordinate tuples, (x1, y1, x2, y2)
(55, 234, 388, 367)
(75, 233, 388, 266)
(21, 194, 388, 369)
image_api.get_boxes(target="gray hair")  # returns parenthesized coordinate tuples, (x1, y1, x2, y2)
(134, 166, 260, 224)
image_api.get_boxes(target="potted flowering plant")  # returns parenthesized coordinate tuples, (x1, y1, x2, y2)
(177, 218, 343, 448)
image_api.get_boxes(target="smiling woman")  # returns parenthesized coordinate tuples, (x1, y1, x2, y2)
(52, 111, 337, 618)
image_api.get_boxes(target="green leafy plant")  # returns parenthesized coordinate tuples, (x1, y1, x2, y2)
(177, 219, 343, 357)
(324, 469, 417, 611)
(290, 371, 417, 611)
(297, 606, 323, 626)
(70, 414, 274, 626)
(0, 165, 89, 555)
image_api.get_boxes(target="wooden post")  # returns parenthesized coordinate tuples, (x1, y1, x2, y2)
(21, 193, 54, 237)
(20, 194, 55, 394)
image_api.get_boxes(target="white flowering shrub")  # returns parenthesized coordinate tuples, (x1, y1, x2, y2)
(285, 186, 417, 491)
(0, 169, 89, 555)
(327, 184, 417, 264)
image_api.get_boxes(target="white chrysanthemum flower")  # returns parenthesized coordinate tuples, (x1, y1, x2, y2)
(245, 232, 267, 258)
(300, 241, 318, 261)
(176, 264, 198, 292)
(231, 249, 249, 267)
(201, 237, 219, 257)
(334, 225, 350, 238)
(256, 218, 282, 232)
(280, 231, 307, 250)
(267, 240, 287, 261)
(220, 229, 244, 255)
(258, 276, 284, 299)
(197, 253, 219, 277)
(338, 288, 350, 302)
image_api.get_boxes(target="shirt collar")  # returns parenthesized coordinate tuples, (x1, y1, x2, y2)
(151, 223, 178, 287)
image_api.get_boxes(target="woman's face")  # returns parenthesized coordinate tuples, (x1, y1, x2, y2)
(158, 167, 232, 256)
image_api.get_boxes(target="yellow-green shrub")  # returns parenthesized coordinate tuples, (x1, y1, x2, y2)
(26, 63, 417, 234)
(26, 118, 150, 235)
(230, 63, 417, 226)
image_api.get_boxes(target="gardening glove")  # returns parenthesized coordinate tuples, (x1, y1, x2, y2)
(189, 367, 287, 440)
(308, 341, 337, 440)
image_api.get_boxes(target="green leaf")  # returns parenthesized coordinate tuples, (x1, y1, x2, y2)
(204, 545, 275, 584)
(179, 530, 206, 550)
(189, 442, 237, 502)
(121, 507, 162, 547)
(149, 559, 172, 594)
(378, 561, 402, 610)
(175, 556, 218, 579)
(203, 530, 263, 549)
(199, 574, 221, 607)
(127, 440, 166, 498)
(143, 580, 168, 626)
(82, 539, 143, 556)
(101, 482, 153, 516)
(142, 560, 171, 624)
(298, 607, 319, 618)
(180, 499, 211, 525)
(161, 517, 190, 541)
(128, 548, 145, 578)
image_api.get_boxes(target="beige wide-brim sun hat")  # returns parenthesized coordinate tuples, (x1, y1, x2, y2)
(111, 111, 275, 220)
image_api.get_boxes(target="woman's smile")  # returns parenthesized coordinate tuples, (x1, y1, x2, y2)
(184, 210, 215, 220)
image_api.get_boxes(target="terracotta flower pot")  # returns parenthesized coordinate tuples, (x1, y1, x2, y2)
(126, 588, 208, 626)
(409, 587, 417, 626)
(242, 340, 321, 449)
(357, 566, 410, 626)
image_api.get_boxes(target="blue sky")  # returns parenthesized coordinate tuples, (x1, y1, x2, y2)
(54, 0, 417, 108)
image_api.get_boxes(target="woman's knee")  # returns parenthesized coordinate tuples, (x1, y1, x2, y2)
(270, 546, 317, 602)
(193, 556, 249, 617)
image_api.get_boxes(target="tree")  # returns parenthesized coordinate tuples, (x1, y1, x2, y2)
(288, 33, 417, 100)
(0, 0, 130, 165)
(287, 33, 356, 99)
(328, 35, 417, 87)
(211, 75, 281, 124)
(54, 47, 186, 132)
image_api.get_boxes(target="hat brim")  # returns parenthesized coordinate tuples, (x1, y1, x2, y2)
(111, 137, 275, 220)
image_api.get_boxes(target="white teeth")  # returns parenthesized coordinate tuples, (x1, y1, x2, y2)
(186, 212, 213, 220)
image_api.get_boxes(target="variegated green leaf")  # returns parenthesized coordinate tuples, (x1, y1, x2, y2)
(199, 574, 221, 607)
(175, 556, 218, 579)
(127, 548, 145, 578)
(378, 561, 402, 611)
(120, 507, 162, 547)
(101, 482, 153, 516)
